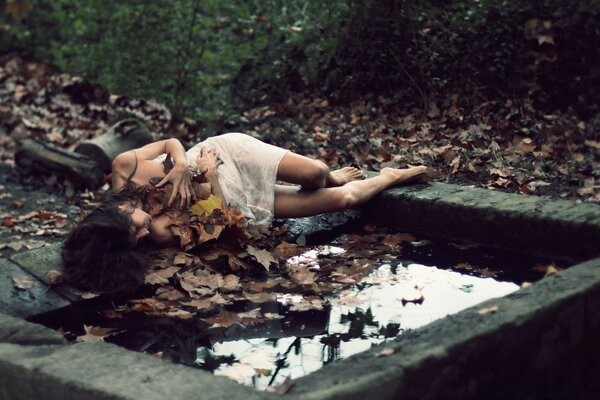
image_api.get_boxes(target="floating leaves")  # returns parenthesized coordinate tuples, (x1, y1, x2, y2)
(247, 245, 277, 271)
(76, 325, 116, 343)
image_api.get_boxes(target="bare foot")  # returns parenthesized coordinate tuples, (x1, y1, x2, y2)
(327, 166, 365, 187)
(380, 166, 428, 186)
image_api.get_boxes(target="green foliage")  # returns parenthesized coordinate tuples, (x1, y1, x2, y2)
(0, 0, 348, 122)
(1, 0, 598, 121)
(324, 0, 600, 115)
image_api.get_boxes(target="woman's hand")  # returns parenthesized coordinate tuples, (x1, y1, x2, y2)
(196, 147, 222, 178)
(155, 161, 195, 209)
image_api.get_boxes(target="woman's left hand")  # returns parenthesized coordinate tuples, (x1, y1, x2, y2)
(155, 161, 196, 209)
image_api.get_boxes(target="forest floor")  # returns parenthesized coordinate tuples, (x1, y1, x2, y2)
(1, 53, 599, 259)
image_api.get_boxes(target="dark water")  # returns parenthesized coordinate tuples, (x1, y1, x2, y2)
(43, 235, 570, 391)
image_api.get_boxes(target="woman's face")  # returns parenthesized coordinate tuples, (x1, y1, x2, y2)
(118, 203, 152, 245)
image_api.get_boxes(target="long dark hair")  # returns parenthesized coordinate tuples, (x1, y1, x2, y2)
(62, 183, 150, 294)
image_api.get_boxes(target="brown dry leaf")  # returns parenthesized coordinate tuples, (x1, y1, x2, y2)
(173, 252, 196, 266)
(450, 155, 461, 174)
(242, 291, 277, 303)
(80, 292, 99, 299)
(289, 268, 316, 285)
(207, 292, 230, 305)
(272, 241, 305, 260)
(478, 305, 499, 315)
(333, 274, 356, 284)
(179, 272, 215, 296)
(382, 232, 416, 247)
(247, 245, 277, 271)
(376, 346, 402, 357)
(545, 264, 559, 277)
(265, 377, 295, 394)
(46, 269, 63, 285)
(286, 296, 323, 312)
(455, 262, 472, 270)
(220, 274, 240, 292)
(584, 140, 600, 149)
(3, 217, 16, 227)
(155, 287, 186, 301)
(254, 368, 272, 377)
(166, 309, 194, 319)
(12, 275, 34, 290)
(144, 266, 180, 285)
(76, 325, 115, 343)
(180, 298, 212, 310)
(203, 308, 263, 328)
(475, 268, 496, 278)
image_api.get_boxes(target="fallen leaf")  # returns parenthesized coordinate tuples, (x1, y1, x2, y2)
(265, 377, 295, 394)
(80, 292, 99, 299)
(289, 268, 316, 285)
(190, 194, 222, 216)
(455, 262, 472, 270)
(247, 245, 277, 271)
(76, 325, 115, 343)
(180, 298, 212, 310)
(376, 347, 402, 357)
(220, 274, 240, 292)
(46, 269, 63, 285)
(13, 275, 34, 290)
(545, 265, 559, 277)
(478, 305, 499, 315)
(144, 266, 180, 285)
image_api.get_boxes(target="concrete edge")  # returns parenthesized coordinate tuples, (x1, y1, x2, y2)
(287, 256, 600, 399)
(365, 182, 600, 259)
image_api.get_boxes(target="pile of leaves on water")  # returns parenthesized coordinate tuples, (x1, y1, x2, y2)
(93, 227, 421, 326)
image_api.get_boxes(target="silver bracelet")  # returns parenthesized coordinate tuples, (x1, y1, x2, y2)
(190, 166, 206, 177)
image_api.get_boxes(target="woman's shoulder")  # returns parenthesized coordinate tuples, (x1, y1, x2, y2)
(111, 151, 138, 188)
(112, 151, 137, 177)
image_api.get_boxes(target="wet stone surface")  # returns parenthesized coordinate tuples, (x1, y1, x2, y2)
(0, 258, 69, 319)
(366, 182, 600, 259)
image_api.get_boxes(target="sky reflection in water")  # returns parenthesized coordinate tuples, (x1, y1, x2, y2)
(201, 246, 519, 389)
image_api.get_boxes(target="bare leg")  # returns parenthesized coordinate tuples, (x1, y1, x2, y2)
(274, 166, 426, 218)
(277, 152, 364, 190)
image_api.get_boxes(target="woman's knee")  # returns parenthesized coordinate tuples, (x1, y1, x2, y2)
(301, 161, 329, 189)
(333, 187, 357, 210)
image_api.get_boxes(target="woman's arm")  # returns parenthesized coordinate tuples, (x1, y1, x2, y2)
(195, 147, 224, 201)
(112, 138, 195, 208)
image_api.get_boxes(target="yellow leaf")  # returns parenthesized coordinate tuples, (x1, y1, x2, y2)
(190, 194, 222, 216)
(5, 0, 32, 23)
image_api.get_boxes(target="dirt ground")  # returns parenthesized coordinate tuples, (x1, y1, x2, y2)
(0, 54, 598, 260)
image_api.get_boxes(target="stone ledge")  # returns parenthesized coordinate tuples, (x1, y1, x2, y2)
(287, 256, 600, 400)
(0, 312, 65, 345)
(0, 341, 277, 400)
(365, 182, 600, 259)
(0, 259, 70, 319)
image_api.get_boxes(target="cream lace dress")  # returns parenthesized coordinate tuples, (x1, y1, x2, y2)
(156, 133, 288, 226)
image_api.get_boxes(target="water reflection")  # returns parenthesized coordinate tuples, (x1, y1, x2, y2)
(204, 263, 519, 389)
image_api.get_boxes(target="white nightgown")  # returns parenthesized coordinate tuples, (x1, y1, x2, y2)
(156, 133, 288, 226)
